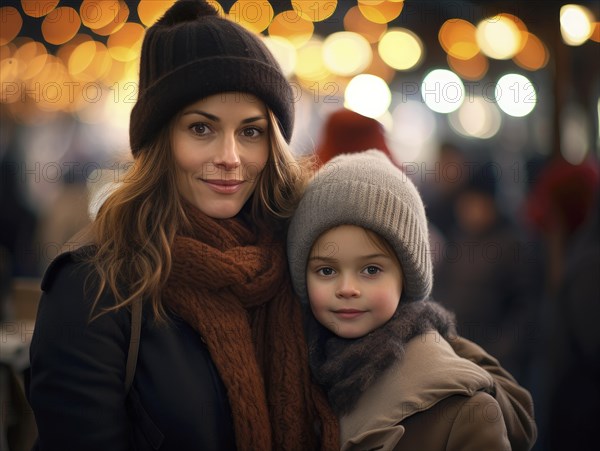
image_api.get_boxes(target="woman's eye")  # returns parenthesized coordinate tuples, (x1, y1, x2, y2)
(317, 267, 335, 276)
(190, 123, 210, 136)
(363, 266, 381, 276)
(242, 127, 262, 138)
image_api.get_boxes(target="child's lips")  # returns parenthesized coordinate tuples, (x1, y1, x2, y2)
(333, 309, 366, 319)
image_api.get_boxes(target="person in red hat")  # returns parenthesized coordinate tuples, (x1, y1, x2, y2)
(315, 108, 393, 166)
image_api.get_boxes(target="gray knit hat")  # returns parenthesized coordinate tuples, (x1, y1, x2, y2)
(287, 149, 432, 303)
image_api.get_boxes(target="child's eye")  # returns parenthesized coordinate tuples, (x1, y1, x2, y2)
(190, 123, 211, 136)
(363, 266, 381, 276)
(317, 267, 335, 276)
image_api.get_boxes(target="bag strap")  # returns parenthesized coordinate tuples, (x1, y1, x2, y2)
(125, 299, 142, 393)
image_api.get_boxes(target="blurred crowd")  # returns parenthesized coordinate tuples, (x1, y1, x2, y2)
(1, 108, 599, 449)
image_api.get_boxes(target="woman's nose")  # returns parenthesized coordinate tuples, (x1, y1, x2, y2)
(213, 133, 241, 170)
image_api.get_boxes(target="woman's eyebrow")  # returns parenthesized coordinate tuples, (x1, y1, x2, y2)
(182, 110, 219, 120)
(181, 110, 267, 124)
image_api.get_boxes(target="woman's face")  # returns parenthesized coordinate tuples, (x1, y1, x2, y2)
(171, 92, 270, 219)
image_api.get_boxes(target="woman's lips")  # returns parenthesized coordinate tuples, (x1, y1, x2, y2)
(333, 309, 366, 319)
(202, 179, 244, 194)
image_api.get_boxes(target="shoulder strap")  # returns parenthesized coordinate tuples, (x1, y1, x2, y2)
(125, 298, 142, 393)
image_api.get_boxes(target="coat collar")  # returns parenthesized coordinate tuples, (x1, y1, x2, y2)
(340, 331, 495, 450)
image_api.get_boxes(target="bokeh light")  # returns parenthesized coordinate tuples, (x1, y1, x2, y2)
(390, 99, 437, 162)
(295, 38, 329, 82)
(358, 0, 404, 25)
(323, 32, 372, 76)
(41, 7, 81, 45)
(20, 0, 58, 18)
(344, 74, 391, 118)
(561, 104, 590, 164)
(0, 7, 23, 45)
(262, 36, 296, 77)
(364, 44, 395, 83)
(379, 28, 423, 71)
(514, 33, 549, 71)
(421, 69, 465, 114)
(292, 0, 337, 22)
(447, 53, 488, 81)
(344, 6, 387, 44)
(107, 23, 145, 62)
(560, 4, 594, 46)
(229, 1, 273, 33)
(591, 22, 600, 43)
(16, 41, 48, 80)
(476, 13, 523, 60)
(439, 19, 479, 60)
(91, 1, 129, 36)
(448, 96, 502, 139)
(495, 73, 537, 117)
(80, 0, 120, 30)
(137, 0, 176, 27)
(268, 10, 314, 48)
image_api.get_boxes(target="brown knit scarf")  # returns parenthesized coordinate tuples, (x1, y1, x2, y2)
(163, 204, 339, 451)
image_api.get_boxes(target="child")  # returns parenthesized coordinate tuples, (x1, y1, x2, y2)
(288, 150, 513, 450)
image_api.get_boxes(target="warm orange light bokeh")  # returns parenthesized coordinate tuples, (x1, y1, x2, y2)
(292, 0, 337, 22)
(41, 7, 81, 45)
(0, 7, 23, 45)
(228, 0, 274, 33)
(20, 0, 58, 18)
(514, 33, 549, 71)
(92, 1, 130, 36)
(268, 10, 314, 48)
(447, 52, 489, 81)
(344, 6, 387, 44)
(439, 19, 479, 60)
(80, 0, 121, 30)
(358, 0, 404, 25)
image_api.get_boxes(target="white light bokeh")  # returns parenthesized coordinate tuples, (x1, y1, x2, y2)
(322, 31, 372, 76)
(263, 36, 297, 77)
(421, 69, 465, 114)
(378, 28, 423, 71)
(495, 73, 537, 117)
(476, 14, 522, 59)
(448, 96, 502, 139)
(344, 74, 391, 119)
(560, 103, 590, 164)
(560, 4, 594, 46)
(390, 99, 437, 162)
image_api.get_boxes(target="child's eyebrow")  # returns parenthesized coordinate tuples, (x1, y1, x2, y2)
(307, 253, 392, 262)
(308, 256, 337, 262)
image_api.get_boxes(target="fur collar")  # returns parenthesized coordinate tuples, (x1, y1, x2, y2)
(308, 300, 457, 415)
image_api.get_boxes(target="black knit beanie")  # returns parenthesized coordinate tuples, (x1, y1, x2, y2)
(129, 0, 294, 155)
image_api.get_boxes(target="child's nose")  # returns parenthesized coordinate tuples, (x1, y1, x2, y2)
(335, 276, 360, 299)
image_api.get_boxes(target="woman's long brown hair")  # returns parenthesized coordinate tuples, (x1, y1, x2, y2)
(88, 110, 312, 321)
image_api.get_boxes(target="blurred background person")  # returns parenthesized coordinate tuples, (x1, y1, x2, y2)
(433, 163, 535, 382)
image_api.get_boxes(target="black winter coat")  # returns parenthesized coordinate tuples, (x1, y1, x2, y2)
(27, 250, 236, 450)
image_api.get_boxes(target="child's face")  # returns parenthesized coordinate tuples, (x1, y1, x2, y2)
(306, 225, 403, 338)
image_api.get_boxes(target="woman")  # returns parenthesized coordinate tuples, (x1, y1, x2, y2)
(28, 1, 338, 450)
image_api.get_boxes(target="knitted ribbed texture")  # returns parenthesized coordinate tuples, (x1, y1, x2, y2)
(129, 0, 294, 155)
(164, 202, 339, 450)
(288, 149, 432, 303)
